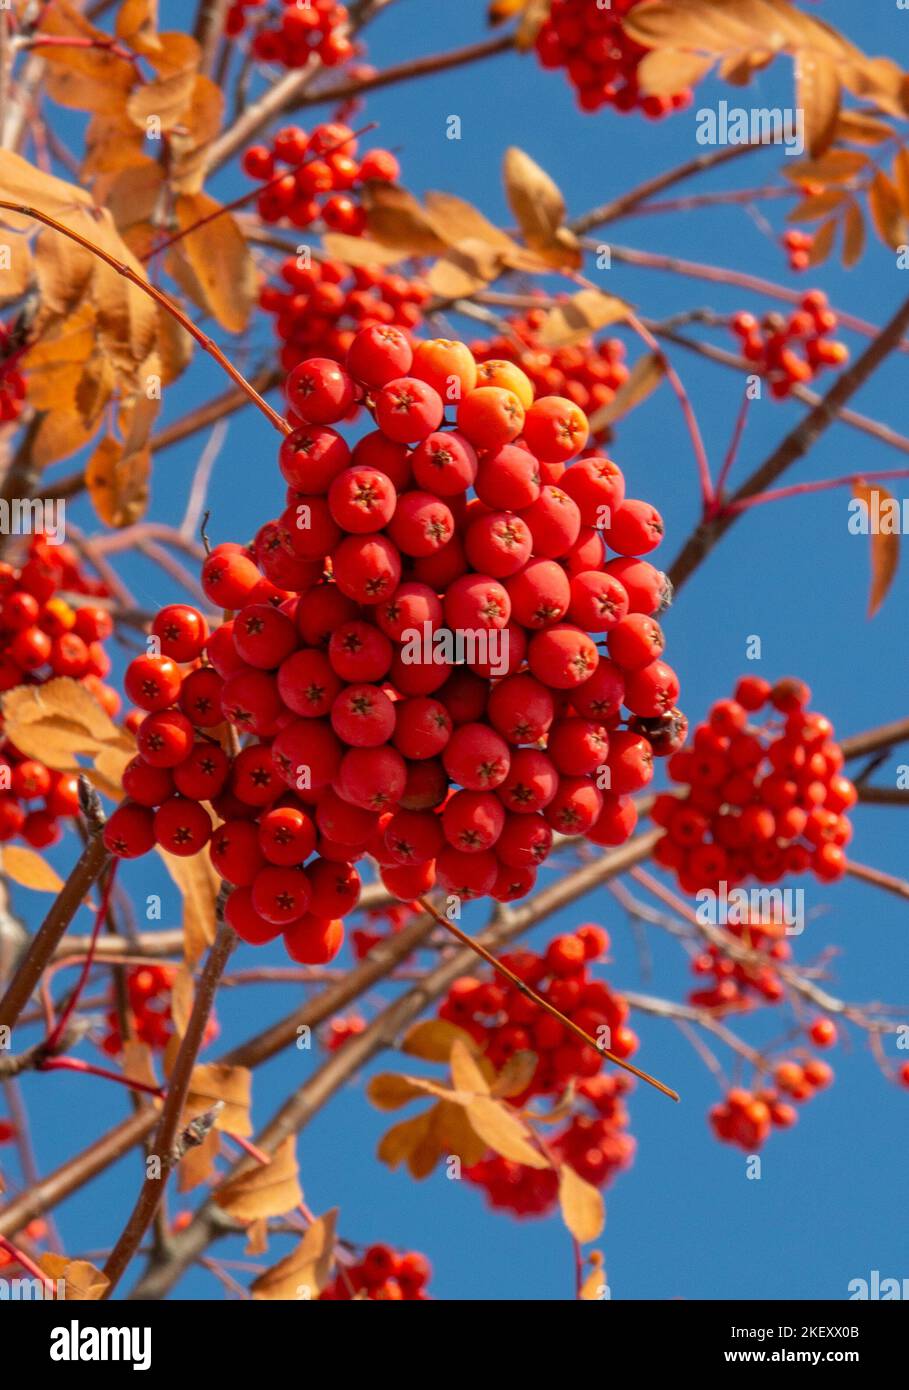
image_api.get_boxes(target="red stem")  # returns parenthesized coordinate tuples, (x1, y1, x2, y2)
(37, 1056, 165, 1099)
(721, 467, 909, 516)
(46, 862, 118, 1051)
(627, 311, 714, 512)
(711, 392, 751, 513)
(0, 1233, 53, 1286)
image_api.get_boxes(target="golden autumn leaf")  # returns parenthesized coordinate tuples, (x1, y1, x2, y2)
(464, 1095, 549, 1168)
(806, 215, 837, 267)
(491, 1050, 538, 1099)
(400, 1018, 481, 1063)
(841, 200, 866, 267)
(215, 1136, 302, 1223)
(637, 48, 714, 96)
(39, 0, 135, 117)
(892, 148, 909, 216)
(867, 169, 907, 249)
(0, 846, 65, 894)
(588, 351, 666, 433)
(251, 1209, 338, 1301)
(377, 1109, 435, 1174)
(516, 0, 553, 49)
(579, 1251, 608, 1301)
(166, 193, 257, 333)
(37, 1255, 110, 1301)
(147, 31, 202, 78)
(503, 147, 580, 267)
(426, 240, 505, 300)
(85, 435, 150, 528)
(0, 150, 94, 233)
(186, 1063, 252, 1136)
(361, 183, 447, 256)
(852, 481, 900, 618)
(424, 191, 518, 254)
(86, 210, 159, 377)
(245, 1218, 269, 1256)
(786, 188, 848, 222)
(320, 232, 406, 268)
(157, 842, 221, 966)
(835, 111, 893, 145)
(82, 116, 148, 180)
(795, 50, 841, 157)
(155, 307, 195, 385)
(538, 290, 629, 349)
(115, 0, 163, 55)
(0, 233, 32, 305)
(127, 69, 198, 134)
(558, 1164, 605, 1243)
(2, 678, 124, 769)
(367, 1073, 439, 1111)
(785, 151, 869, 183)
(103, 160, 165, 237)
(449, 1037, 491, 1095)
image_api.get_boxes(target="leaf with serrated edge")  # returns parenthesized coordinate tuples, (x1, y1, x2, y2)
(215, 1136, 301, 1222)
(0, 847, 64, 893)
(3, 677, 122, 742)
(853, 482, 899, 617)
(559, 1163, 605, 1243)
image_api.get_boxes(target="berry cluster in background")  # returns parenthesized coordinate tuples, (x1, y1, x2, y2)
(105, 325, 682, 971)
(730, 292, 848, 399)
(319, 1244, 431, 1299)
(0, 538, 116, 848)
(100, 965, 219, 1057)
(227, 0, 356, 69)
(651, 675, 857, 893)
(242, 122, 399, 234)
(534, 0, 694, 116)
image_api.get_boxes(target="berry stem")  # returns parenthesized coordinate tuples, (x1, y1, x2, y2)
(417, 896, 679, 1102)
(37, 1056, 165, 1099)
(45, 861, 118, 1052)
(0, 200, 291, 438)
(0, 1232, 53, 1287)
(719, 467, 909, 516)
(712, 391, 751, 510)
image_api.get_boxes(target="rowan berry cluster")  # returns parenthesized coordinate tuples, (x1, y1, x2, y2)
(323, 1012, 366, 1050)
(710, 1056, 833, 1151)
(781, 228, 814, 272)
(351, 900, 419, 959)
(470, 308, 631, 442)
(262, 257, 428, 381)
(320, 1244, 431, 1299)
(731, 292, 849, 399)
(534, 0, 694, 116)
(688, 909, 790, 1011)
(440, 926, 637, 1098)
(242, 122, 399, 234)
(99, 965, 218, 1057)
(106, 325, 680, 965)
(0, 537, 116, 848)
(227, 0, 355, 69)
(0, 322, 25, 423)
(651, 675, 857, 894)
(467, 1072, 636, 1216)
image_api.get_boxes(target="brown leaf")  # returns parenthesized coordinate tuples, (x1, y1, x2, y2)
(579, 1252, 608, 1300)
(0, 150, 94, 233)
(795, 50, 841, 157)
(516, 0, 554, 49)
(177, 1123, 219, 1193)
(835, 112, 893, 145)
(400, 1018, 481, 1063)
(377, 1110, 435, 1173)
(840, 56, 906, 119)
(33, 226, 95, 326)
(449, 1037, 490, 1095)
(423, 192, 518, 253)
(120, 1041, 159, 1093)
(75, 358, 117, 433)
(622, 0, 759, 50)
(39, 4, 134, 117)
(103, 160, 165, 236)
(37, 1255, 109, 1301)
(85, 209, 159, 376)
(127, 69, 198, 133)
(85, 435, 150, 529)
(638, 48, 714, 96)
(867, 169, 907, 249)
(464, 1095, 549, 1168)
(215, 1136, 301, 1222)
(588, 351, 666, 432)
(0, 846, 65, 893)
(361, 183, 447, 256)
(30, 409, 99, 469)
(558, 1163, 605, 1243)
(2, 676, 123, 747)
(168, 964, 195, 1039)
(156, 307, 195, 384)
(146, 31, 201, 78)
(251, 1210, 338, 1300)
(81, 117, 148, 180)
(806, 215, 837, 267)
(491, 1050, 538, 1099)
(115, 0, 163, 55)
(426, 240, 504, 299)
(785, 151, 869, 183)
(245, 1218, 269, 1256)
(0, 233, 32, 305)
(167, 193, 257, 333)
(157, 842, 221, 966)
(841, 201, 865, 268)
(320, 233, 406, 268)
(503, 147, 570, 259)
(893, 148, 909, 217)
(186, 1063, 252, 1136)
(434, 1099, 489, 1167)
(852, 481, 899, 617)
(367, 1072, 438, 1111)
(538, 290, 629, 349)
(786, 188, 848, 223)
(717, 48, 774, 86)
(168, 77, 226, 192)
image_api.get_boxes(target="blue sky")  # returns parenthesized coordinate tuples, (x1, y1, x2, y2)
(5, 0, 909, 1299)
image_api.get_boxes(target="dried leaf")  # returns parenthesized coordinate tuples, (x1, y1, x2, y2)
(538, 290, 629, 349)
(835, 112, 893, 145)
(82, 117, 148, 180)
(103, 160, 165, 236)
(464, 1095, 549, 1168)
(0, 846, 64, 893)
(795, 50, 841, 157)
(893, 148, 909, 217)
(85, 209, 159, 375)
(400, 1018, 480, 1063)
(868, 169, 907, 249)
(251, 1210, 338, 1301)
(516, 0, 553, 49)
(157, 842, 221, 966)
(75, 358, 117, 433)
(361, 183, 447, 256)
(245, 1218, 269, 1256)
(147, 31, 201, 78)
(853, 481, 899, 617)
(491, 1050, 538, 1099)
(426, 240, 504, 299)
(0, 150, 94, 233)
(37, 1255, 109, 1301)
(423, 191, 518, 253)
(638, 48, 714, 96)
(115, 0, 163, 55)
(40, 17, 134, 116)
(367, 1073, 438, 1111)
(215, 1136, 301, 1222)
(841, 200, 865, 268)
(33, 226, 94, 327)
(186, 1063, 252, 1136)
(449, 1037, 490, 1095)
(503, 147, 569, 259)
(377, 1110, 435, 1173)
(120, 1041, 159, 1093)
(588, 351, 666, 432)
(85, 435, 150, 528)
(178, 1123, 219, 1193)
(0, 232, 32, 305)
(155, 307, 195, 384)
(168, 963, 195, 1039)
(127, 69, 198, 133)
(30, 408, 99, 469)
(3, 676, 122, 744)
(167, 193, 257, 333)
(579, 1252, 608, 1300)
(806, 215, 837, 267)
(785, 151, 869, 183)
(786, 188, 848, 222)
(320, 233, 406, 268)
(559, 1163, 605, 1243)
